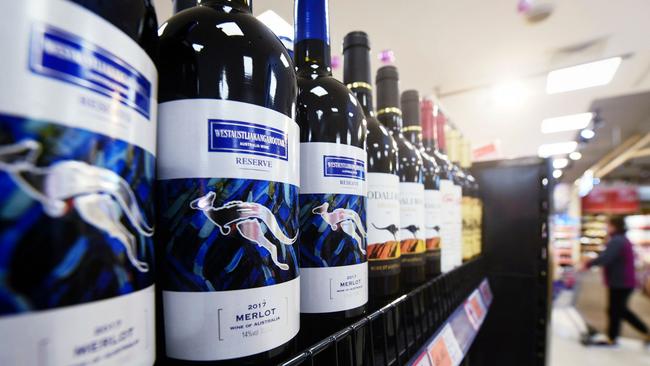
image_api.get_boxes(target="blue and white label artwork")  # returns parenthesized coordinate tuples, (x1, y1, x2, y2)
(157, 99, 300, 361)
(208, 119, 289, 161)
(29, 24, 152, 119)
(299, 142, 368, 313)
(0, 1, 158, 365)
(323, 155, 365, 180)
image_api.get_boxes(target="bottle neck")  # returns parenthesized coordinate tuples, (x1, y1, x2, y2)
(376, 110, 403, 135)
(348, 84, 374, 116)
(423, 137, 437, 154)
(295, 0, 331, 76)
(200, 0, 252, 13)
(173, 0, 197, 13)
(402, 127, 423, 149)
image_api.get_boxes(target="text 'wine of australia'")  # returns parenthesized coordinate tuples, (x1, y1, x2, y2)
(156, 0, 300, 364)
(295, 0, 368, 344)
(343, 31, 401, 307)
(0, 0, 158, 364)
(376, 66, 426, 290)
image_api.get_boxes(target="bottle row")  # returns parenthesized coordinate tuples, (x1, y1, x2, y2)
(0, 0, 481, 365)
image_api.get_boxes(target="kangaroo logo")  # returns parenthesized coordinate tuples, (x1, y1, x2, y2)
(0, 139, 153, 272)
(312, 202, 367, 255)
(426, 225, 441, 233)
(372, 223, 399, 242)
(401, 224, 421, 239)
(190, 192, 297, 270)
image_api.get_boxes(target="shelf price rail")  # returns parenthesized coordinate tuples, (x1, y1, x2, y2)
(280, 258, 489, 366)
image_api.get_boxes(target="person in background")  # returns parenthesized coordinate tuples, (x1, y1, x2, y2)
(585, 216, 650, 346)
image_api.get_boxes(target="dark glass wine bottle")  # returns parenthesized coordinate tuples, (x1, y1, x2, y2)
(156, 1, 300, 364)
(401, 90, 442, 277)
(295, 0, 368, 346)
(343, 31, 401, 307)
(376, 66, 426, 290)
(423, 103, 462, 272)
(173, 0, 198, 13)
(0, 0, 158, 364)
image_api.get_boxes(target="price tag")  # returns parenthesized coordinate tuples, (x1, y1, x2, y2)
(412, 351, 433, 366)
(428, 324, 463, 366)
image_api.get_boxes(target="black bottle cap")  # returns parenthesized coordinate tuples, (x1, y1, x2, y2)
(343, 31, 371, 85)
(376, 65, 399, 110)
(401, 90, 420, 127)
(343, 31, 370, 50)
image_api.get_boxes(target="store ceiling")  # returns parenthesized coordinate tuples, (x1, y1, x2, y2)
(154, 0, 650, 182)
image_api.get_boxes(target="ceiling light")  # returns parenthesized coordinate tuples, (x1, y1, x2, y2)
(552, 169, 563, 179)
(546, 57, 622, 94)
(580, 129, 595, 139)
(491, 80, 527, 107)
(541, 112, 593, 134)
(569, 151, 582, 160)
(538, 141, 577, 158)
(553, 158, 569, 169)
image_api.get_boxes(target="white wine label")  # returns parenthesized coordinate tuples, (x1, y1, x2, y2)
(299, 142, 368, 313)
(0, 0, 158, 155)
(399, 182, 426, 258)
(0, 286, 155, 366)
(366, 173, 401, 267)
(424, 189, 442, 242)
(0, 2, 157, 365)
(163, 278, 300, 361)
(157, 99, 300, 360)
(300, 262, 368, 313)
(440, 180, 462, 272)
(299, 142, 367, 195)
(157, 99, 300, 186)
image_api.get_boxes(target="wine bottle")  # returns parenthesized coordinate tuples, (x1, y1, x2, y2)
(343, 31, 401, 307)
(460, 138, 480, 259)
(0, 0, 158, 364)
(156, 1, 300, 364)
(295, 0, 368, 344)
(401, 90, 441, 277)
(376, 66, 426, 289)
(428, 106, 462, 272)
(443, 125, 466, 267)
(173, 0, 198, 13)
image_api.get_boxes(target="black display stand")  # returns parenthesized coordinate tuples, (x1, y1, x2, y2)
(280, 258, 489, 366)
(469, 157, 552, 366)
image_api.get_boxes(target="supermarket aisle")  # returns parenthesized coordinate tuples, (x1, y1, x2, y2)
(550, 306, 649, 365)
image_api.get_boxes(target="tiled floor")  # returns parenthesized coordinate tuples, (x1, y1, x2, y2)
(550, 301, 649, 365)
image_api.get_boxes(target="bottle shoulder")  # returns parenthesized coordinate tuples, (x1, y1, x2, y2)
(367, 117, 398, 175)
(296, 76, 366, 147)
(157, 6, 297, 116)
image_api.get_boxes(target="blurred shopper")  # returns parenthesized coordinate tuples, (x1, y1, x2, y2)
(585, 216, 650, 346)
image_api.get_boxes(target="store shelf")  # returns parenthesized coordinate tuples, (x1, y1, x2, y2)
(408, 279, 492, 366)
(280, 258, 487, 366)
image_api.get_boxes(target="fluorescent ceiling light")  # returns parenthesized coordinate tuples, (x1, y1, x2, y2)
(538, 141, 577, 158)
(491, 80, 527, 107)
(552, 169, 563, 179)
(569, 151, 582, 160)
(546, 57, 622, 94)
(553, 158, 569, 169)
(541, 112, 593, 134)
(580, 129, 595, 139)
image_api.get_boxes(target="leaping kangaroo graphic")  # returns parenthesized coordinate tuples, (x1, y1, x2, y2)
(0, 139, 153, 272)
(372, 223, 399, 242)
(190, 192, 297, 270)
(400, 224, 421, 239)
(426, 225, 441, 233)
(312, 202, 367, 255)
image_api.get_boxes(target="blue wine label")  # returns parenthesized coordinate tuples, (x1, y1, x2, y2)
(299, 142, 368, 313)
(0, 1, 157, 365)
(157, 99, 300, 361)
